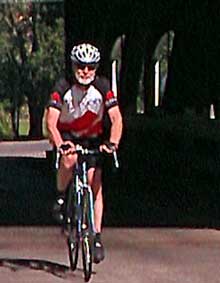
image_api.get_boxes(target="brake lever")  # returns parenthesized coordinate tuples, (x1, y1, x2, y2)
(112, 150, 119, 169)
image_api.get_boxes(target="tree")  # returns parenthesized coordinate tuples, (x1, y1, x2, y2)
(0, 1, 64, 139)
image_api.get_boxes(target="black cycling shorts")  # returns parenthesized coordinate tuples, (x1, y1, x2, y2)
(61, 132, 103, 169)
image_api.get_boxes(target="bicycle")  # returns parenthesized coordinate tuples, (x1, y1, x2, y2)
(55, 143, 119, 282)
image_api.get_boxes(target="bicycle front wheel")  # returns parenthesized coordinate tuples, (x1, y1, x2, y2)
(82, 234, 92, 282)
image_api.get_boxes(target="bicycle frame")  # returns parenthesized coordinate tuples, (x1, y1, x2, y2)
(73, 158, 96, 238)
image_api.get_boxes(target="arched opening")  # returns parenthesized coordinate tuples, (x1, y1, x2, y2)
(153, 30, 175, 108)
(110, 34, 126, 98)
(136, 30, 175, 114)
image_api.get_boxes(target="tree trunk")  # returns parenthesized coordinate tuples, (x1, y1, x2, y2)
(28, 103, 44, 139)
(11, 106, 19, 139)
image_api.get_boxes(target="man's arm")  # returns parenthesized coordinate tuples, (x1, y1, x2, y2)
(46, 107, 63, 148)
(107, 105, 123, 148)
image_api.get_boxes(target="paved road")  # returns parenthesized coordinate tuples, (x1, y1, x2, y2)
(0, 227, 220, 283)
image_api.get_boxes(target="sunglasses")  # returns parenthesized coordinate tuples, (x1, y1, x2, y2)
(76, 63, 98, 71)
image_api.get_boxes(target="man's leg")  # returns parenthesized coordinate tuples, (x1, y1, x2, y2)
(88, 168, 105, 263)
(57, 154, 77, 192)
(53, 154, 77, 222)
(88, 168, 103, 232)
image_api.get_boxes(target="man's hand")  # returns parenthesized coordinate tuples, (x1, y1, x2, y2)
(100, 141, 120, 169)
(59, 141, 76, 155)
(99, 141, 117, 153)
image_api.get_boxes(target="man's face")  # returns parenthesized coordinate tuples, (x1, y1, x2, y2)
(73, 63, 98, 85)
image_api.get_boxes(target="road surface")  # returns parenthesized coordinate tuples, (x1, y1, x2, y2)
(0, 227, 220, 283)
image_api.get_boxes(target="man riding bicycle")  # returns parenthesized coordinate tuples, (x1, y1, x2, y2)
(46, 43, 123, 264)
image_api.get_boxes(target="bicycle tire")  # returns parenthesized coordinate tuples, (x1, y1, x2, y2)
(81, 189, 94, 282)
(66, 185, 79, 271)
(66, 208, 79, 271)
(82, 234, 92, 282)
(67, 235, 79, 271)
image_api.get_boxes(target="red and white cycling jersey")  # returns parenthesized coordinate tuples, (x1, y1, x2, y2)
(47, 77, 118, 138)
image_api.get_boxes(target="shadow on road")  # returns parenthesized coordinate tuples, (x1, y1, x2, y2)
(0, 257, 96, 279)
(0, 258, 69, 278)
(0, 156, 56, 225)
(1, 151, 220, 228)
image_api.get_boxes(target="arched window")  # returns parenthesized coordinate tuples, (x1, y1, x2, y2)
(136, 30, 175, 114)
(153, 30, 175, 107)
(110, 34, 125, 97)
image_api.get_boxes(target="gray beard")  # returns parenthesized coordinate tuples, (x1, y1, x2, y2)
(75, 73, 95, 85)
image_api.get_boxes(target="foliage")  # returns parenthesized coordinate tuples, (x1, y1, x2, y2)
(0, 101, 13, 139)
(27, 16, 65, 107)
(0, 2, 65, 138)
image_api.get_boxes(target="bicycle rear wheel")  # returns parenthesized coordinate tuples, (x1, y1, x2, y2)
(82, 234, 92, 282)
(66, 185, 79, 271)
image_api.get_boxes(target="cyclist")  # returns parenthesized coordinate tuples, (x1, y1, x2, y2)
(46, 43, 123, 264)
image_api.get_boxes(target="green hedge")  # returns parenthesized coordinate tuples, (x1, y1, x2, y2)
(103, 113, 220, 227)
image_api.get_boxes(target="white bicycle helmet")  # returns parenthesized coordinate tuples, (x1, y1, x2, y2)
(71, 43, 100, 64)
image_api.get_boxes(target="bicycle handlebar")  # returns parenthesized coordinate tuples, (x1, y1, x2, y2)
(55, 144, 119, 169)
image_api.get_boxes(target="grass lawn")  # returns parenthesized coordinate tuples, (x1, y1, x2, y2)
(19, 119, 29, 136)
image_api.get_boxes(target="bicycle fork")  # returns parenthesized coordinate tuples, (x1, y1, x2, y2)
(75, 178, 96, 238)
